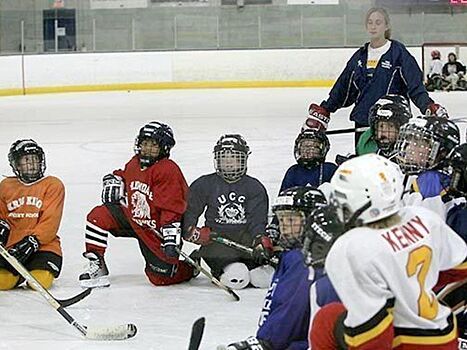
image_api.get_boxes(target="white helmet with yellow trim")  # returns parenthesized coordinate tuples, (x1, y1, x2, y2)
(330, 154, 404, 224)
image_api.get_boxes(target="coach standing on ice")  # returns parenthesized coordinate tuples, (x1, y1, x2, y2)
(304, 7, 447, 148)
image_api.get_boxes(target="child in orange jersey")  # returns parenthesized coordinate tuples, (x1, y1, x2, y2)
(0, 139, 65, 290)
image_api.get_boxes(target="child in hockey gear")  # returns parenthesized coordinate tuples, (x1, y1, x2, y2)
(0, 139, 65, 290)
(395, 116, 460, 198)
(356, 94, 411, 157)
(303, 8, 445, 149)
(442, 52, 467, 91)
(222, 187, 331, 350)
(310, 154, 467, 350)
(444, 143, 467, 242)
(182, 134, 271, 290)
(425, 50, 444, 92)
(79, 121, 193, 288)
(279, 129, 337, 192)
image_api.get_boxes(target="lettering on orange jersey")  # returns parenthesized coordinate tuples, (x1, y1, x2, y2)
(381, 216, 430, 252)
(7, 196, 42, 211)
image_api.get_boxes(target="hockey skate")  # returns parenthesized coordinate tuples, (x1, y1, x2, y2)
(79, 252, 110, 288)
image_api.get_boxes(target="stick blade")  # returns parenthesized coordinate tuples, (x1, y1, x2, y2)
(85, 323, 137, 340)
(188, 317, 205, 350)
(58, 288, 92, 308)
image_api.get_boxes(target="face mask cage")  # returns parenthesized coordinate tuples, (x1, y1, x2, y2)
(374, 120, 399, 152)
(9, 147, 46, 183)
(295, 138, 326, 167)
(214, 149, 248, 182)
(395, 126, 439, 175)
(275, 209, 306, 249)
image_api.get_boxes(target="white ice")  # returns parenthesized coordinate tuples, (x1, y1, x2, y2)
(0, 88, 465, 350)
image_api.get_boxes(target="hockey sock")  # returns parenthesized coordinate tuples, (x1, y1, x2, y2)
(29, 270, 54, 290)
(0, 268, 20, 290)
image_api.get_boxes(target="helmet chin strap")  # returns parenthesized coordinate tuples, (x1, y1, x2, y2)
(345, 201, 372, 230)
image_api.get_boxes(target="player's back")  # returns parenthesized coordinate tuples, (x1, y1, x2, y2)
(326, 205, 466, 348)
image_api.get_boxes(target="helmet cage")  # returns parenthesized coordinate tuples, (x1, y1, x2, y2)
(294, 130, 330, 168)
(134, 121, 175, 167)
(395, 125, 441, 174)
(8, 139, 46, 183)
(214, 149, 248, 183)
(275, 209, 306, 249)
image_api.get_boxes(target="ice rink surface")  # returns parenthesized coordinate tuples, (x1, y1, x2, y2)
(0, 88, 465, 349)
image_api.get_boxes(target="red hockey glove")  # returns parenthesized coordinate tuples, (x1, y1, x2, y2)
(252, 234, 274, 265)
(184, 226, 212, 246)
(304, 103, 330, 131)
(426, 103, 448, 118)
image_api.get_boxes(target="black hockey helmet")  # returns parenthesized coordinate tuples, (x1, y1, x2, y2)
(395, 116, 460, 174)
(446, 143, 467, 196)
(134, 121, 175, 167)
(272, 186, 327, 249)
(302, 204, 345, 269)
(294, 129, 330, 169)
(213, 134, 250, 183)
(8, 139, 46, 183)
(369, 101, 411, 153)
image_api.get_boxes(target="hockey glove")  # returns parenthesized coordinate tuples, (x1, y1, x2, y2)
(161, 223, 181, 258)
(304, 103, 330, 131)
(426, 103, 448, 118)
(265, 223, 280, 246)
(0, 219, 10, 246)
(225, 336, 271, 350)
(101, 174, 125, 204)
(184, 226, 212, 246)
(252, 234, 274, 265)
(8, 235, 40, 264)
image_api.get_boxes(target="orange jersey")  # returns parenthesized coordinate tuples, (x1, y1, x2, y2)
(0, 176, 65, 257)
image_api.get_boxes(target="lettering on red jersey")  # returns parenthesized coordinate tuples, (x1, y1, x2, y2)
(381, 215, 430, 252)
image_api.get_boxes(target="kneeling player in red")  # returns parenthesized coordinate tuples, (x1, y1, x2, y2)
(0, 139, 65, 290)
(309, 154, 466, 350)
(79, 121, 194, 288)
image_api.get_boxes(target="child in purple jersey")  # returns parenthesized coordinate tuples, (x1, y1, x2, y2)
(221, 186, 332, 350)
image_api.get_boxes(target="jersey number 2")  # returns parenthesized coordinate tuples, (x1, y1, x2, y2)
(406, 245, 439, 320)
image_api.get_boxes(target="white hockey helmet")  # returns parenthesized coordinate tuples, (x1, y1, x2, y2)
(330, 154, 404, 224)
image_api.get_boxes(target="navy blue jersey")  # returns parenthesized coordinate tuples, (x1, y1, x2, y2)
(257, 249, 316, 350)
(446, 203, 467, 244)
(321, 40, 433, 126)
(182, 173, 268, 238)
(279, 162, 337, 193)
(309, 272, 341, 323)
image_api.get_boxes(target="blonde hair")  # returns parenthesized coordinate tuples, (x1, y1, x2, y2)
(366, 213, 401, 229)
(366, 7, 391, 40)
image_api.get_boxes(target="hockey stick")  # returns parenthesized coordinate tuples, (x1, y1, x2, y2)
(57, 287, 92, 308)
(188, 317, 205, 350)
(326, 126, 369, 135)
(176, 247, 240, 302)
(103, 204, 240, 301)
(210, 236, 279, 268)
(0, 244, 137, 340)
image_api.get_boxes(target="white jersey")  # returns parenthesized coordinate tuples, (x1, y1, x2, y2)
(325, 206, 467, 348)
(428, 59, 443, 77)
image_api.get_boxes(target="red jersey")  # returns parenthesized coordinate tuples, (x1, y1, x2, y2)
(114, 156, 188, 230)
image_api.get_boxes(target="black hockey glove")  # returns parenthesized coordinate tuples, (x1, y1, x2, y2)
(225, 336, 272, 350)
(0, 219, 10, 246)
(101, 174, 125, 204)
(161, 223, 181, 258)
(8, 235, 40, 264)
